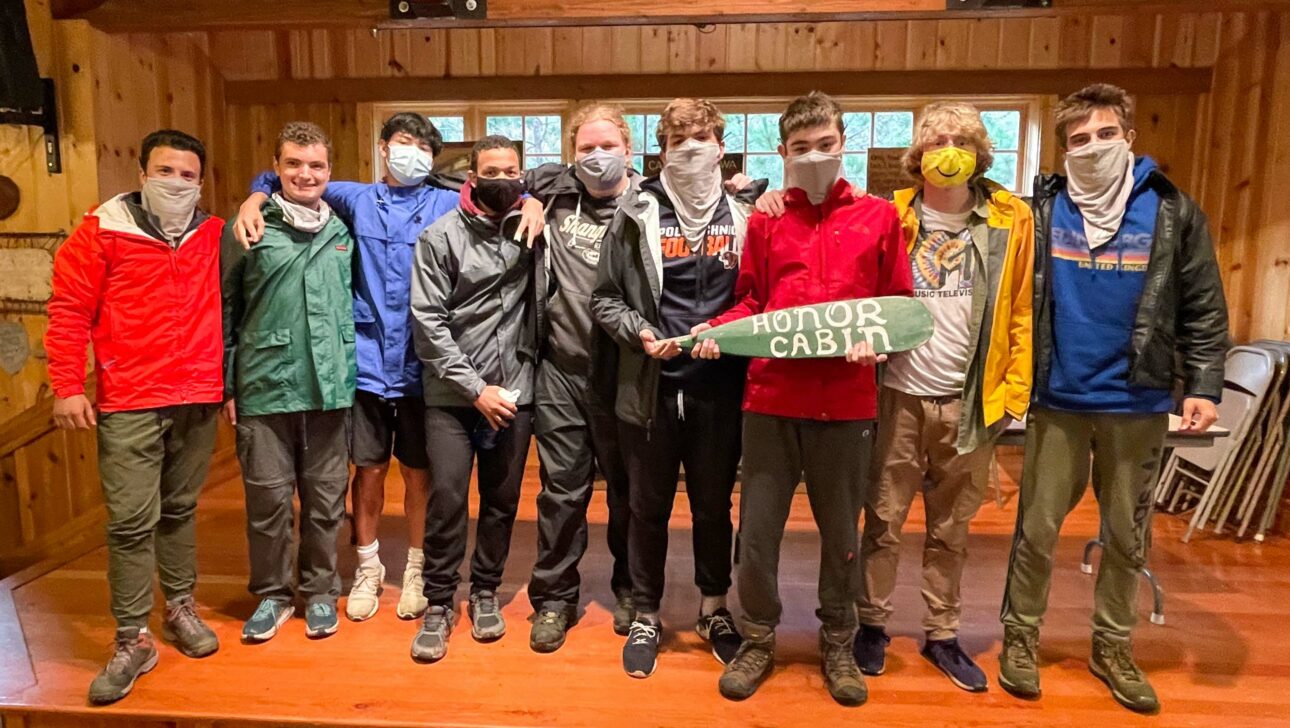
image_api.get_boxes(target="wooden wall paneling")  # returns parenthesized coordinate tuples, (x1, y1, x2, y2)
(783, 23, 816, 72)
(447, 28, 482, 77)
(0, 455, 23, 553)
(580, 26, 614, 74)
(356, 102, 376, 185)
(723, 24, 759, 73)
(342, 28, 382, 78)
(54, 20, 101, 228)
(408, 29, 449, 78)
(1088, 14, 1124, 68)
(755, 23, 788, 72)
(966, 18, 1002, 70)
(1027, 16, 1061, 68)
(996, 17, 1030, 69)
(639, 27, 669, 74)
(696, 24, 727, 72)
(1058, 15, 1092, 69)
(521, 27, 555, 76)
(906, 20, 938, 69)
(1254, 14, 1290, 340)
(552, 27, 584, 75)
(1193, 11, 1223, 67)
(935, 19, 971, 69)
(811, 22, 847, 71)
(207, 30, 278, 81)
(609, 26, 642, 74)
(668, 25, 700, 74)
(873, 20, 908, 70)
(477, 28, 498, 76)
(1119, 14, 1159, 68)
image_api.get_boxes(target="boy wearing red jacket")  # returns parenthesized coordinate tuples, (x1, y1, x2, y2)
(47, 129, 224, 705)
(692, 93, 913, 706)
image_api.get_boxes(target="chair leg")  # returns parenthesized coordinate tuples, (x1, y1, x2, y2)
(1081, 538, 1102, 575)
(1142, 567, 1165, 625)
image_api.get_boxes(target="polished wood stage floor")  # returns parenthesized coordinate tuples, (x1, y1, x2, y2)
(2, 446, 1289, 728)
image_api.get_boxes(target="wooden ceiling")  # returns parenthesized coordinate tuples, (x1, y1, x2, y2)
(49, 0, 1283, 32)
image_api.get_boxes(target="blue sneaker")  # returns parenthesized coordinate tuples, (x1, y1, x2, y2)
(305, 602, 339, 639)
(853, 624, 890, 676)
(242, 599, 293, 643)
(922, 637, 988, 692)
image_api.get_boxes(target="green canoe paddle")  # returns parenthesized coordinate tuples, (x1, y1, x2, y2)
(666, 296, 934, 358)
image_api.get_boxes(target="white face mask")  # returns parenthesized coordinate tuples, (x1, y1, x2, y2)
(140, 176, 201, 242)
(386, 143, 433, 186)
(784, 150, 843, 205)
(575, 148, 628, 197)
(1064, 138, 1135, 249)
(272, 192, 332, 234)
(659, 139, 724, 245)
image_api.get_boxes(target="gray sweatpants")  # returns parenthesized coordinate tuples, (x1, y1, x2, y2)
(235, 409, 350, 606)
(737, 412, 875, 639)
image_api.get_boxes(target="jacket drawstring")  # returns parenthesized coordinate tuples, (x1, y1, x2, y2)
(677, 389, 686, 422)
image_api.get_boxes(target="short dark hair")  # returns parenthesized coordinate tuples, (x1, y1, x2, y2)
(779, 91, 845, 143)
(1055, 83, 1136, 148)
(275, 121, 332, 163)
(381, 112, 445, 157)
(470, 135, 520, 171)
(139, 129, 206, 177)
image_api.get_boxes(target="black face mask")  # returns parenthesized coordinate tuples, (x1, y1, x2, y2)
(473, 177, 526, 214)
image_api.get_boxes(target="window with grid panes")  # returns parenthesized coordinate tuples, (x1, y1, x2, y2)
(485, 114, 563, 169)
(426, 116, 466, 143)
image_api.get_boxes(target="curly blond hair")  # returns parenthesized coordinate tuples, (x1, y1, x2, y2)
(902, 102, 994, 184)
(569, 102, 632, 149)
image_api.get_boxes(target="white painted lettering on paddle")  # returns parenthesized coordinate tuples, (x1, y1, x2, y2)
(755, 300, 894, 357)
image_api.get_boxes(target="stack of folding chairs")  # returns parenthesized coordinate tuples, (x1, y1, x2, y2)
(1156, 343, 1290, 543)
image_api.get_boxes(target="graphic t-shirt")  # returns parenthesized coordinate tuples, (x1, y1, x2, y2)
(885, 204, 975, 398)
(545, 187, 623, 373)
(645, 178, 743, 389)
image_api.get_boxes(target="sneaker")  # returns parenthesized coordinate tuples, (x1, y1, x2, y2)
(530, 604, 578, 653)
(242, 598, 294, 643)
(622, 618, 661, 678)
(612, 591, 635, 637)
(305, 602, 340, 639)
(718, 635, 775, 701)
(696, 608, 742, 665)
(922, 637, 988, 692)
(998, 625, 1041, 699)
(853, 624, 891, 676)
(1089, 633, 1160, 713)
(345, 562, 385, 621)
(411, 605, 455, 663)
(820, 628, 868, 707)
(396, 553, 428, 619)
(87, 627, 159, 705)
(162, 595, 219, 658)
(468, 590, 506, 642)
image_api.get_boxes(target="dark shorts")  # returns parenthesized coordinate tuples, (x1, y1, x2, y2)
(350, 390, 429, 469)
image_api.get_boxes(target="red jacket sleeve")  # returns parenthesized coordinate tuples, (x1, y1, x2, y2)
(876, 203, 914, 297)
(709, 212, 769, 327)
(46, 217, 107, 399)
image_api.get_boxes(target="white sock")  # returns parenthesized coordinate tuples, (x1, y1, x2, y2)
(407, 546, 424, 565)
(700, 595, 726, 617)
(357, 540, 381, 569)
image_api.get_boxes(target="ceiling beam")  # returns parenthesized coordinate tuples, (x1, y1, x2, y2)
(224, 67, 1213, 106)
(50, 0, 1289, 32)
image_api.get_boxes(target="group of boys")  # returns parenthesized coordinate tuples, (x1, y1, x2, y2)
(47, 82, 1227, 714)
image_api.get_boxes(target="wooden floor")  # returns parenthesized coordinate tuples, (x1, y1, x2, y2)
(2, 446, 1290, 728)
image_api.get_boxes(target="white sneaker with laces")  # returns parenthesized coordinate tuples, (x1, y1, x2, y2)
(397, 553, 428, 619)
(345, 562, 385, 621)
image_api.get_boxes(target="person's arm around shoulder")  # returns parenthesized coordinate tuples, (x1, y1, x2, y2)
(1175, 194, 1229, 433)
(219, 222, 250, 425)
(47, 219, 106, 429)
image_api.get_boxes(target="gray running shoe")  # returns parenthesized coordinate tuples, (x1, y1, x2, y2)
(162, 594, 218, 658)
(411, 605, 456, 663)
(305, 602, 339, 639)
(469, 590, 506, 641)
(88, 627, 159, 705)
(242, 598, 294, 643)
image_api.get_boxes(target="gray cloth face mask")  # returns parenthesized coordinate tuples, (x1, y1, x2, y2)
(575, 148, 628, 196)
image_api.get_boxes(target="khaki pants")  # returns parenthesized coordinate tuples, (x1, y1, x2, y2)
(858, 388, 991, 640)
(1001, 406, 1167, 639)
(98, 404, 220, 629)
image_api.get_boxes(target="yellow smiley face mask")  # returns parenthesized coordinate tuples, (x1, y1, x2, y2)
(921, 146, 977, 188)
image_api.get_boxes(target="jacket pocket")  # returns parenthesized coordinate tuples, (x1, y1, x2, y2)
(238, 328, 293, 400)
(340, 322, 356, 343)
(245, 328, 292, 349)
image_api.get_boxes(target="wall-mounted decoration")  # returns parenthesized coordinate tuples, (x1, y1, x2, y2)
(0, 321, 30, 375)
(0, 232, 66, 314)
(0, 176, 18, 220)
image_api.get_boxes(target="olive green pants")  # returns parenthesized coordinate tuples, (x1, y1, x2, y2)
(1001, 406, 1168, 639)
(98, 404, 220, 629)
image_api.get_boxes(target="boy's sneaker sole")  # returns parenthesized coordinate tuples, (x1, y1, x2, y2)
(1088, 661, 1159, 714)
(626, 661, 656, 679)
(160, 624, 218, 659)
(922, 650, 988, 693)
(243, 605, 294, 643)
(88, 650, 159, 705)
(305, 621, 339, 639)
(998, 673, 1041, 700)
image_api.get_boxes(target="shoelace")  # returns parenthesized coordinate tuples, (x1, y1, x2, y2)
(1103, 642, 1143, 682)
(731, 643, 772, 674)
(308, 603, 332, 619)
(473, 593, 498, 616)
(424, 609, 449, 631)
(824, 640, 858, 676)
(167, 599, 200, 630)
(706, 613, 737, 637)
(538, 610, 563, 625)
(354, 567, 382, 592)
(106, 634, 141, 672)
(629, 623, 659, 646)
(251, 600, 280, 623)
(1004, 631, 1035, 668)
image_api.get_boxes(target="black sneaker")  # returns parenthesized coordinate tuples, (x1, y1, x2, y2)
(530, 604, 578, 653)
(922, 637, 988, 692)
(696, 608, 742, 665)
(622, 618, 661, 678)
(853, 624, 891, 676)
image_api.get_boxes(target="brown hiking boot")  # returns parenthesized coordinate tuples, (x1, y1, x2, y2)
(999, 625, 1041, 699)
(1090, 633, 1160, 713)
(718, 633, 775, 701)
(87, 627, 159, 705)
(820, 628, 867, 707)
(163, 594, 219, 658)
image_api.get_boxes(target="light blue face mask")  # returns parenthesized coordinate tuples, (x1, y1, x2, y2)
(386, 143, 433, 186)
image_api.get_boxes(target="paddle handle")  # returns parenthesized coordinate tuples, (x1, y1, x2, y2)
(662, 334, 696, 349)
